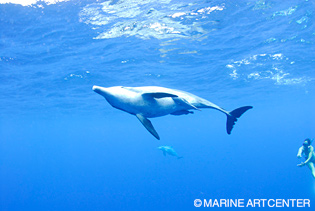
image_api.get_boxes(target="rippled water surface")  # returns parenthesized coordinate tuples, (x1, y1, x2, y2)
(0, 0, 314, 210)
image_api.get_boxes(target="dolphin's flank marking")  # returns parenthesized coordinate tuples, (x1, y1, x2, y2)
(92, 85, 253, 139)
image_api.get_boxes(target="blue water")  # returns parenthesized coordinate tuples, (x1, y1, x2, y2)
(0, 0, 314, 210)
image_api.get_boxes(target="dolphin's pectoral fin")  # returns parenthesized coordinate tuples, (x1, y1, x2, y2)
(163, 151, 166, 156)
(136, 114, 160, 140)
(173, 97, 201, 111)
(142, 92, 178, 99)
(171, 110, 194, 116)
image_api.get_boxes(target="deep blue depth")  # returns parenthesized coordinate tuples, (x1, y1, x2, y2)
(0, 0, 314, 210)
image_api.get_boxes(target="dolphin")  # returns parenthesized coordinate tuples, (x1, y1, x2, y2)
(158, 146, 183, 159)
(92, 85, 252, 140)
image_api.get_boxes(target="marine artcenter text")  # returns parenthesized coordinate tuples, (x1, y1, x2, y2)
(194, 199, 310, 208)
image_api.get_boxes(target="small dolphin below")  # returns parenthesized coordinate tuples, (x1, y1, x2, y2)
(158, 146, 183, 159)
(92, 85, 253, 140)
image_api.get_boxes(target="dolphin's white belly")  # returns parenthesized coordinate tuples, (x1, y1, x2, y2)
(118, 96, 185, 118)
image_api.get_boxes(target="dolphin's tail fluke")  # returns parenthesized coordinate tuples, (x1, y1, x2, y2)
(177, 156, 183, 159)
(226, 106, 253, 134)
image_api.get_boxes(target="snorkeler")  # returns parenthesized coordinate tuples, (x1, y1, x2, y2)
(297, 138, 315, 178)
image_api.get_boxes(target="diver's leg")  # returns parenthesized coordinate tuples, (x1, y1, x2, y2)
(306, 162, 315, 178)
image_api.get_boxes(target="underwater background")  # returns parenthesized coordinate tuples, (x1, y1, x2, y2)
(0, 0, 314, 210)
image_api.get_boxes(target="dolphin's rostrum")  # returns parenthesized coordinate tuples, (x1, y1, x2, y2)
(92, 85, 253, 140)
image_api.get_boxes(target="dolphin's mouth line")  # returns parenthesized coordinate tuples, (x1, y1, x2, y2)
(92, 85, 101, 92)
(93, 85, 108, 97)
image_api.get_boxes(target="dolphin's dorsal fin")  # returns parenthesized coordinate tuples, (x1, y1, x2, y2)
(136, 114, 160, 140)
(142, 92, 178, 99)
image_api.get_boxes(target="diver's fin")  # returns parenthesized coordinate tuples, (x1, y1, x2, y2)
(226, 106, 253, 134)
(163, 151, 166, 156)
(142, 92, 178, 99)
(171, 110, 194, 116)
(136, 114, 160, 140)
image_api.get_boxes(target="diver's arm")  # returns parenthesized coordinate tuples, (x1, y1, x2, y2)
(304, 146, 314, 164)
(297, 146, 303, 158)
